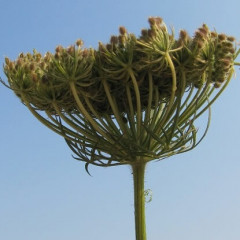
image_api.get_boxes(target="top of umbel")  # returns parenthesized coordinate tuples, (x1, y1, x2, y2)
(3, 17, 236, 116)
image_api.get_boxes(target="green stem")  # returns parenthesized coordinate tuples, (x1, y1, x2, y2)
(132, 162, 147, 240)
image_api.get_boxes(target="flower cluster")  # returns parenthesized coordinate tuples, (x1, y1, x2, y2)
(4, 17, 235, 116)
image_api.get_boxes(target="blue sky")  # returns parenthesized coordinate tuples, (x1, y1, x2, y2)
(1, 0, 240, 239)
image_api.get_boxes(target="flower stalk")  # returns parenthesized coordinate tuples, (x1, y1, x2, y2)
(132, 161, 147, 240)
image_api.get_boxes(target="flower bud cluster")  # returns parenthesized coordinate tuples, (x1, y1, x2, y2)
(4, 18, 236, 116)
(212, 34, 235, 88)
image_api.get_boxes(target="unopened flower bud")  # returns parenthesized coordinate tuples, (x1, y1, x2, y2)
(141, 29, 148, 38)
(148, 17, 156, 26)
(148, 29, 156, 38)
(227, 47, 235, 54)
(227, 36, 235, 42)
(98, 42, 105, 52)
(220, 58, 231, 67)
(16, 58, 23, 67)
(40, 62, 45, 69)
(196, 39, 204, 48)
(223, 41, 233, 48)
(27, 53, 32, 59)
(82, 49, 89, 57)
(118, 35, 126, 45)
(155, 17, 163, 26)
(31, 73, 38, 83)
(179, 30, 189, 43)
(41, 75, 48, 84)
(67, 45, 75, 55)
(55, 52, 60, 59)
(195, 30, 206, 40)
(44, 52, 51, 62)
(218, 34, 226, 41)
(214, 82, 222, 88)
(55, 45, 63, 53)
(148, 17, 162, 28)
(19, 53, 24, 58)
(76, 39, 83, 47)
(8, 62, 14, 70)
(29, 63, 35, 71)
(106, 44, 112, 51)
(217, 77, 225, 83)
(119, 26, 127, 35)
(211, 31, 218, 38)
(198, 27, 208, 36)
(110, 35, 118, 45)
(5, 57, 10, 65)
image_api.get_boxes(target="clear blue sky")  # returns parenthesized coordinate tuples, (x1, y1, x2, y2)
(1, 0, 240, 239)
